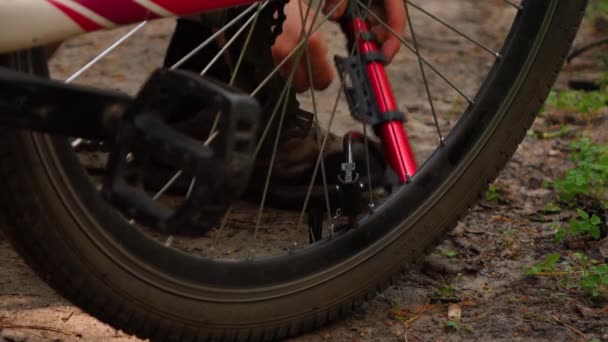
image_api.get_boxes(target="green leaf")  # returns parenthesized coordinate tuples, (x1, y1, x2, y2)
(589, 225, 601, 240)
(446, 320, 460, 330)
(573, 252, 587, 262)
(526, 253, 560, 275)
(577, 209, 590, 220)
(543, 201, 561, 213)
(442, 250, 459, 258)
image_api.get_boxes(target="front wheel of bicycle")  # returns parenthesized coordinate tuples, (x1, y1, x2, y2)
(0, 0, 587, 341)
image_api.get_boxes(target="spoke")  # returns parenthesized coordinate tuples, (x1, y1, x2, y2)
(252, 45, 309, 245)
(152, 170, 183, 201)
(405, 2, 443, 143)
(362, 124, 375, 209)
(228, 4, 265, 86)
(71, 138, 83, 148)
(249, 0, 348, 97)
(295, 0, 378, 233)
(252, 82, 292, 244)
(356, 0, 382, 203)
(252, 77, 291, 159)
(295, 0, 334, 230)
(65, 21, 148, 84)
(357, 2, 474, 104)
(206, 2, 267, 136)
(252, 0, 329, 250)
(502, 0, 523, 10)
(169, 3, 260, 70)
(407, 1, 501, 58)
(295, 0, 376, 237)
(152, 130, 219, 200)
(212, 206, 233, 247)
(200, 2, 269, 76)
(185, 178, 196, 199)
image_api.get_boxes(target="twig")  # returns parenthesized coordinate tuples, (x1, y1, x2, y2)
(567, 37, 608, 63)
(463, 310, 495, 323)
(406, 302, 431, 326)
(552, 315, 586, 341)
(534, 271, 577, 276)
(404, 301, 432, 342)
(1, 322, 72, 336)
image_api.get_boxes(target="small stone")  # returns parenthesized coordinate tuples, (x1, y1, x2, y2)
(447, 304, 462, 322)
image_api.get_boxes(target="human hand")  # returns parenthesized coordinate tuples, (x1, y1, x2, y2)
(323, 0, 406, 62)
(271, 0, 334, 93)
(271, 0, 406, 93)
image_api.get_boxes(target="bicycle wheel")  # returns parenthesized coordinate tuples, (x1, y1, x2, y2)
(0, 0, 587, 341)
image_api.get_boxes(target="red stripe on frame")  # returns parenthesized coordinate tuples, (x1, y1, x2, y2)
(151, 0, 258, 15)
(73, 0, 160, 24)
(48, 0, 104, 31)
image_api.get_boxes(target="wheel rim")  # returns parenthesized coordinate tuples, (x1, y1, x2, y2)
(38, 0, 543, 292)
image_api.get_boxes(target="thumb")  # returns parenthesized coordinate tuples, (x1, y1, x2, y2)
(323, 0, 348, 20)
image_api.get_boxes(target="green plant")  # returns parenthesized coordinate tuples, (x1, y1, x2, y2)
(446, 320, 460, 330)
(552, 137, 608, 203)
(572, 253, 608, 299)
(544, 88, 608, 115)
(485, 184, 501, 204)
(580, 264, 608, 298)
(527, 126, 571, 139)
(442, 250, 459, 258)
(543, 201, 561, 213)
(555, 209, 603, 242)
(526, 252, 608, 300)
(587, 0, 608, 17)
(525, 253, 561, 275)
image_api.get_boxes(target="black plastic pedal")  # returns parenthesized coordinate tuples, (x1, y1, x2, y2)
(102, 68, 259, 232)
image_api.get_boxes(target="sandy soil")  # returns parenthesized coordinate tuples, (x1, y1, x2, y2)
(1, 1, 607, 341)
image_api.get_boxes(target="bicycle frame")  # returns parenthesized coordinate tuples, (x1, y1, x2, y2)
(0, 0, 257, 54)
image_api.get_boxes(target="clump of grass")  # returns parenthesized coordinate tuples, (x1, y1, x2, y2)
(525, 253, 561, 275)
(527, 136, 608, 302)
(587, 0, 608, 18)
(485, 184, 502, 204)
(555, 209, 603, 242)
(525, 252, 608, 301)
(544, 88, 608, 115)
(551, 137, 608, 203)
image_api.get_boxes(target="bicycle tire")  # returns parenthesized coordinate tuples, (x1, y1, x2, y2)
(0, 1, 587, 341)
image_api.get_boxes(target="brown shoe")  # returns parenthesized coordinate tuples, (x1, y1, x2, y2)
(249, 108, 386, 209)
(147, 17, 386, 210)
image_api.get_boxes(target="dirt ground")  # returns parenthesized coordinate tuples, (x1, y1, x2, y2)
(1, 1, 607, 341)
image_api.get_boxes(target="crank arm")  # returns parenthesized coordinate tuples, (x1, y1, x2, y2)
(0, 66, 130, 139)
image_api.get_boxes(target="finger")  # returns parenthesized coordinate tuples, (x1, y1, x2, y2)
(382, 35, 401, 62)
(292, 63, 311, 93)
(382, 0, 406, 59)
(306, 33, 334, 90)
(323, 0, 348, 20)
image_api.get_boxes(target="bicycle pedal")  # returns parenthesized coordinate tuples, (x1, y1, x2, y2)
(102, 69, 260, 232)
